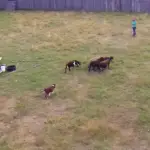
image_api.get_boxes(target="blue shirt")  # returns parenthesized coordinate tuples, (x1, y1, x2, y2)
(132, 20, 136, 28)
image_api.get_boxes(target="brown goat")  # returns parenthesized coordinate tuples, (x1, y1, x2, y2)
(88, 56, 113, 72)
(96, 56, 113, 62)
(98, 57, 113, 71)
(88, 60, 100, 72)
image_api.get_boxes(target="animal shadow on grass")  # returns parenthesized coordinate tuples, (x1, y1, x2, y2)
(35, 91, 57, 100)
(88, 68, 104, 74)
(0, 71, 15, 77)
(34, 93, 55, 100)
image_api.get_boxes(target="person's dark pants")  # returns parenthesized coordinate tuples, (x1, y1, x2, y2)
(132, 27, 136, 36)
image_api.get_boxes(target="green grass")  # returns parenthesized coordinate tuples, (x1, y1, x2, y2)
(0, 140, 11, 150)
(0, 11, 150, 150)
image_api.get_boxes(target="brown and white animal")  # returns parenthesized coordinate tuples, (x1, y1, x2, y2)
(88, 56, 113, 72)
(43, 84, 56, 99)
(65, 60, 81, 73)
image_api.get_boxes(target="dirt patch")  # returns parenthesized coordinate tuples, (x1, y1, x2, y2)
(127, 72, 139, 80)
(72, 143, 94, 150)
(45, 102, 71, 116)
(106, 107, 149, 149)
(17, 115, 46, 134)
(0, 96, 17, 138)
(78, 118, 119, 143)
(127, 72, 149, 87)
(80, 119, 118, 133)
(67, 76, 89, 102)
(108, 107, 138, 129)
(0, 96, 16, 116)
(8, 115, 46, 149)
(7, 96, 76, 149)
(76, 84, 89, 102)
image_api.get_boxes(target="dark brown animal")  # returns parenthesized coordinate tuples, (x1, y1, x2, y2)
(88, 56, 113, 72)
(97, 56, 113, 62)
(88, 60, 100, 72)
(98, 57, 113, 70)
(44, 84, 56, 99)
(65, 60, 81, 73)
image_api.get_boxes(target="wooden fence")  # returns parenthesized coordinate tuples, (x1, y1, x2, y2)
(1, 0, 150, 13)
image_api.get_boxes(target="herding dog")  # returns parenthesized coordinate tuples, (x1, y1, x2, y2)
(65, 60, 81, 73)
(43, 84, 56, 99)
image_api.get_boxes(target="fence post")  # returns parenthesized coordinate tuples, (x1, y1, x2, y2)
(5, 0, 17, 11)
(115, 0, 122, 12)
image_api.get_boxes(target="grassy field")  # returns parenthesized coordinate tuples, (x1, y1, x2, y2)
(0, 11, 150, 150)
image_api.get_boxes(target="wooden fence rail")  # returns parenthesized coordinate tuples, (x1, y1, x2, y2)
(1, 0, 150, 13)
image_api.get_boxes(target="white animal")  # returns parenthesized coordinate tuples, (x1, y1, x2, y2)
(0, 64, 6, 73)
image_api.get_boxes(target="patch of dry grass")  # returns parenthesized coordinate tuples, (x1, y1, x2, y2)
(0, 11, 150, 150)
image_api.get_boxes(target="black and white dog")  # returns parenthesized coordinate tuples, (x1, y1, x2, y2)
(65, 60, 81, 73)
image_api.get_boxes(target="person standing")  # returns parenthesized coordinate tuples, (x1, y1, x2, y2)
(132, 18, 137, 37)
